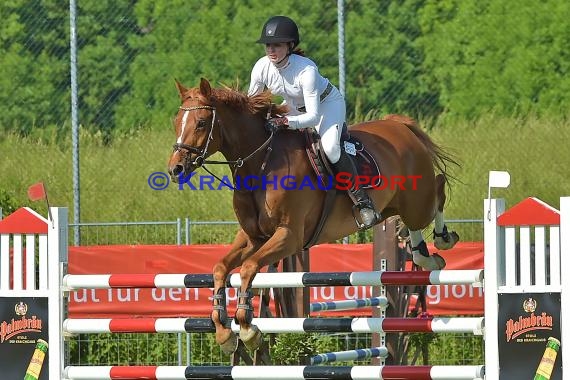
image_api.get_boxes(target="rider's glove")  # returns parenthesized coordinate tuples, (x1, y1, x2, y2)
(265, 117, 289, 133)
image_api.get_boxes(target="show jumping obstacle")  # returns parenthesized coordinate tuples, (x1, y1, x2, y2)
(2, 175, 569, 379)
(309, 346, 389, 365)
(62, 269, 484, 289)
(484, 196, 570, 378)
(63, 316, 484, 334)
(310, 297, 389, 313)
(62, 364, 486, 379)
(0, 207, 65, 380)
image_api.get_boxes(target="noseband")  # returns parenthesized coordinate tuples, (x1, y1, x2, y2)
(172, 105, 217, 168)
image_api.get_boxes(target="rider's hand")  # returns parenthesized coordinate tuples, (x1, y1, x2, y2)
(265, 117, 289, 133)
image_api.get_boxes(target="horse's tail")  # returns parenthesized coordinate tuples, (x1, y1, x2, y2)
(382, 114, 460, 183)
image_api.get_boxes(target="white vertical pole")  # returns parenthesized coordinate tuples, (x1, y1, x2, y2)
(484, 198, 505, 379)
(25, 234, 36, 290)
(534, 226, 546, 286)
(38, 234, 48, 289)
(48, 207, 67, 379)
(13, 234, 23, 290)
(519, 227, 531, 286)
(559, 197, 570, 376)
(0, 234, 9, 290)
(504, 227, 516, 286)
(549, 226, 560, 286)
(70, 0, 81, 246)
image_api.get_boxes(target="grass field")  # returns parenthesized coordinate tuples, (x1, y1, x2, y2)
(1, 114, 568, 243)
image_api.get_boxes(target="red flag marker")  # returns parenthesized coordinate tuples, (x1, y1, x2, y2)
(27, 182, 46, 201)
(27, 182, 52, 222)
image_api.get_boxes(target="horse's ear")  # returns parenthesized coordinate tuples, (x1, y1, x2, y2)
(174, 79, 187, 99)
(199, 77, 212, 98)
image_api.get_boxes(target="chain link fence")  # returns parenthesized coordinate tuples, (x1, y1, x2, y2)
(69, 219, 241, 245)
(2, 0, 568, 227)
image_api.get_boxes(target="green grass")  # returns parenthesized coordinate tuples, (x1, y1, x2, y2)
(429, 114, 570, 220)
(1, 114, 568, 244)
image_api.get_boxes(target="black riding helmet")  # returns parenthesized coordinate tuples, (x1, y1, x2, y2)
(256, 16, 299, 47)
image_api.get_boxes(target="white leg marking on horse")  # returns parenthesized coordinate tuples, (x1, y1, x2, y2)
(409, 230, 424, 248)
(434, 211, 445, 234)
(410, 228, 445, 270)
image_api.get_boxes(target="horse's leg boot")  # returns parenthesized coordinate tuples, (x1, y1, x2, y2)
(333, 150, 381, 229)
(433, 225, 460, 250)
(411, 240, 446, 270)
(212, 288, 238, 354)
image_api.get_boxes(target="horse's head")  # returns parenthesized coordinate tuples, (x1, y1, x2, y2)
(168, 78, 222, 182)
(168, 78, 290, 182)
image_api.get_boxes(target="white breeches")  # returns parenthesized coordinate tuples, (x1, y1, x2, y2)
(314, 92, 346, 164)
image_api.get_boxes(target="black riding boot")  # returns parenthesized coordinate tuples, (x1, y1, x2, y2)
(333, 150, 381, 229)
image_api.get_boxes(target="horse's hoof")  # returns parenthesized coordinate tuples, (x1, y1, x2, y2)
(413, 252, 446, 270)
(219, 331, 238, 355)
(239, 325, 262, 352)
(434, 230, 459, 250)
(431, 253, 446, 269)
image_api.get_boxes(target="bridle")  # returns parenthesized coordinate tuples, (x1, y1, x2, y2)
(172, 105, 218, 168)
(172, 104, 275, 189)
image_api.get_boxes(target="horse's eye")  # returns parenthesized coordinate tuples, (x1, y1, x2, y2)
(197, 119, 207, 129)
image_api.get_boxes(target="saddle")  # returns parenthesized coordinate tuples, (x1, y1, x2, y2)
(303, 125, 382, 188)
(301, 125, 382, 248)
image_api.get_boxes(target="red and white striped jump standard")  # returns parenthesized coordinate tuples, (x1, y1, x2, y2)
(63, 365, 486, 380)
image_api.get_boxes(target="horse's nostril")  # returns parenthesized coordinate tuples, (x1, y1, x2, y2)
(170, 164, 183, 176)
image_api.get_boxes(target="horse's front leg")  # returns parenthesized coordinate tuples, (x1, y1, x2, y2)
(235, 226, 301, 351)
(212, 229, 260, 354)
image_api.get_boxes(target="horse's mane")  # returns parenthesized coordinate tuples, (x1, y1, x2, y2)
(210, 86, 288, 117)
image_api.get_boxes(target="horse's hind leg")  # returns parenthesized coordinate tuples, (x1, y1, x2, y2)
(432, 174, 459, 250)
(408, 174, 460, 270)
(409, 229, 446, 270)
(405, 174, 458, 271)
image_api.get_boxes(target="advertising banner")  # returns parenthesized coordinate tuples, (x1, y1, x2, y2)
(68, 242, 484, 318)
(498, 292, 562, 379)
(0, 297, 49, 379)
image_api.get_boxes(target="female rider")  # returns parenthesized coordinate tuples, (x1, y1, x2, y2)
(248, 15, 380, 228)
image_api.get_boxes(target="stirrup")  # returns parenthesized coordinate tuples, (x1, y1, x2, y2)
(351, 203, 381, 230)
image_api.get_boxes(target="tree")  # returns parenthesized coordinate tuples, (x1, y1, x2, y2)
(418, 0, 570, 119)
(0, 0, 68, 134)
(344, 0, 441, 121)
(76, 0, 140, 142)
(113, 0, 339, 130)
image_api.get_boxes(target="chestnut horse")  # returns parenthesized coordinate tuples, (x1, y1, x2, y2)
(167, 78, 459, 354)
